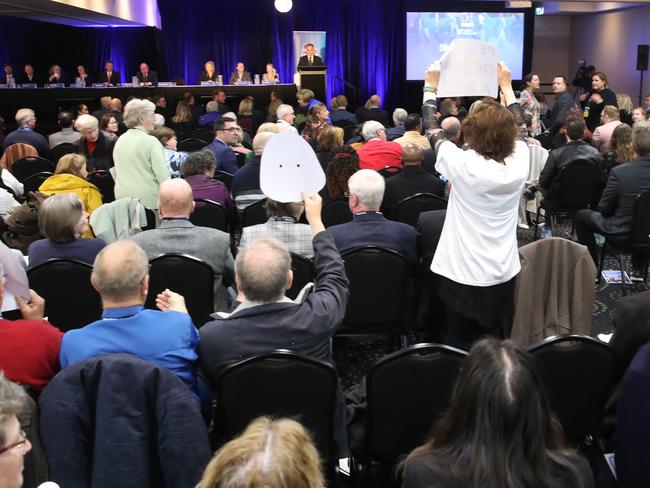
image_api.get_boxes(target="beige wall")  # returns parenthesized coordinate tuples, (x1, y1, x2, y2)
(531, 15, 573, 99)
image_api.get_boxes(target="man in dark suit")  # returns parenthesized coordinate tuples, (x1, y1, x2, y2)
(97, 60, 120, 86)
(297, 43, 324, 68)
(327, 169, 417, 266)
(381, 144, 445, 218)
(0, 64, 15, 84)
(3, 108, 49, 157)
(545, 76, 576, 136)
(355, 94, 389, 126)
(135, 63, 158, 87)
(228, 62, 251, 85)
(574, 123, 650, 275)
(19, 64, 39, 85)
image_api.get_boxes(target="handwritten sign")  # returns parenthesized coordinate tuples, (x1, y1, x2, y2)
(437, 39, 499, 98)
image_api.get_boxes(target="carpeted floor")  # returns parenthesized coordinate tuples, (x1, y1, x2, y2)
(337, 223, 649, 391)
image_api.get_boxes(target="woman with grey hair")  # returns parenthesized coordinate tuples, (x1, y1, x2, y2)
(0, 372, 32, 488)
(27, 193, 106, 268)
(113, 98, 170, 209)
(181, 151, 234, 216)
(75, 113, 116, 171)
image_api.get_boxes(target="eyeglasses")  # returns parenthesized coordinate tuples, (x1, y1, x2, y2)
(0, 430, 28, 456)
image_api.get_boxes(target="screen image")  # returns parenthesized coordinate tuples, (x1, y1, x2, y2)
(406, 12, 525, 81)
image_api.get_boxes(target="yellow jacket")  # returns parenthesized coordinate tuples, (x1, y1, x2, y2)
(39, 174, 103, 238)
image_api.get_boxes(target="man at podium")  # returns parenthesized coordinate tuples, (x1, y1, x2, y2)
(297, 43, 324, 68)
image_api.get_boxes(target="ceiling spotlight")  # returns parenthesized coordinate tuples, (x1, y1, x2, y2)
(274, 0, 292, 13)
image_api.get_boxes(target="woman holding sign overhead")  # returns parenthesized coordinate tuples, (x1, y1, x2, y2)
(422, 61, 528, 350)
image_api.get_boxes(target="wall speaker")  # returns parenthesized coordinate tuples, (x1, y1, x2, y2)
(637, 44, 649, 71)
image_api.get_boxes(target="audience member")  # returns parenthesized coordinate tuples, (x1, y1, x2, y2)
(401, 339, 594, 488)
(74, 114, 116, 171)
(1, 193, 46, 255)
(229, 62, 251, 85)
(617, 93, 634, 125)
(327, 169, 417, 265)
(602, 123, 635, 183)
(519, 72, 542, 136)
(181, 151, 234, 215)
(92, 96, 112, 120)
(152, 94, 168, 118)
(237, 98, 256, 133)
(275, 104, 297, 133)
(72, 103, 90, 119)
(182, 91, 204, 125)
(356, 94, 389, 126)
(424, 62, 527, 349)
(301, 103, 331, 144)
(204, 117, 240, 175)
(210, 89, 231, 114)
(167, 101, 195, 139)
(592, 105, 622, 153)
(3, 109, 49, 157)
(198, 417, 324, 488)
(439, 98, 459, 118)
(99, 112, 119, 136)
(583, 71, 617, 132)
(544, 76, 576, 137)
(325, 145, 360, 200)
(394, 113, 431, 150)
(239, 199, 313, 259)
(315, 125, 344, 170)
(574, 122, 650, 276)
(296, 88, 322, 111)
(153, 127, 189, 178)
(329, 95, 357, 125)
(131, 179, 234, 311)
(382, 144, 445, 218)
(59, 240, 201, 398)
(198, 101, 223, 128)
(356, 121, 403, 170)
(0, 372, 33, 487)
(386, 108, 408, 140)
(27, 193, 106, 268)
(48, 111, 80, 149)
(231, 131, 274, 210)
(632, 106, 647, 124)
(113, 98, 169, 209)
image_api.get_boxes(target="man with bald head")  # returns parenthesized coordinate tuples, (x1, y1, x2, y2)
(381, 143, 446, 218)
(136, 63, 158, 87)
(423, 117, 461, 175)
(59, 240, 202, 398)
(131, 179, 234, 310)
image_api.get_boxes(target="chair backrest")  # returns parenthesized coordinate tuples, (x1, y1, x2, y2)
(213, 169, 233, 190)
(190, 199, 228, 232)
(142, 207, 157, 231)
(87, 170, 115, 203)
(286, 252, 315, 300)
(555, 160, 602, 212)
(50, 143, 78, 164)
(396, 192, 448, 227)
(215, 350, 338, 460)
(27, 258, 102, 332)
(177, 138, 209, 152)
(241, 197, 268, 228)
(190, 128, 214, 144)
(528, 334, 616, 447)
(0, 143, 38, 172)
(322, 197, 352, 228)
(340, 246, 410, 332)
(145, 253, 214, 327)
(12, 157, 53, 182)
(366, 343, 468, 459)
(630, 190, 650, 247)
(23, 172, 53, 194)
(332, 119, 355, 129)
(377, 166, 403, 178)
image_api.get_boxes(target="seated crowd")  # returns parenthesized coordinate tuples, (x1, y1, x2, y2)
(1, 62, 650, 488)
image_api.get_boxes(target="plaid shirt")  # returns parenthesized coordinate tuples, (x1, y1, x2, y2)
(239, 217, 314, 258)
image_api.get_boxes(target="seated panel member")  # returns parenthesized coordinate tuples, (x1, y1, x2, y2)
(262, 63, 280, 83)
(136, 63, 158, 87)
(297, 43, 324, 68)
(229, 62, 252, 85)
(20, 64, 39, 85)
(47, 64, 69, 86)
(97, 60, 120, 86)
(199, 60, 219, 82)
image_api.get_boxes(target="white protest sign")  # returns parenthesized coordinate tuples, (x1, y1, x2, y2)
(260, 132, 326, 203)
(437, 38, 499, 98)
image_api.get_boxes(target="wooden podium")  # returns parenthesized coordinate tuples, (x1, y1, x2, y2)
(298, 66, 327, 102)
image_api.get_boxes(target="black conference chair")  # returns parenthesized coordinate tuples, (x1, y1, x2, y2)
(528, 335, 616, 449)
(213, 170, 234, 190)
(597, 190, 650, 293)
(534, 160, 602, 239)
(87, 170, 115, 203)
(145, 253, 215, 327)
(11, 157, 53, 182)
(27, 258, 102, 332)
(286, 252, 315, 300)
(142, 208, 157, 231)
(190, 199, 229, 232)
(190, 128, 214, 144)
(395, 192, 447, 227)
(337, 246, 411, 347)
(360, 343, 467, 479)
(213, 350, 338, 462)
(377, 166, 403, 179)
(241, 198, 267, 228)
(322, 197, 352, 228)
(178, 138, 209, 152)
(22, 172, 53, 194)
(50, 143, 78, 164)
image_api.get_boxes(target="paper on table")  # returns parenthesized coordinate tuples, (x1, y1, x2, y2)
(260, 132, 326, 203)
(437, 38, 499, 98)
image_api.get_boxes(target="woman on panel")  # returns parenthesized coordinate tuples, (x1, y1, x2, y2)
(518, 72, 542, 136)
(76, 65, 94, 87)
(262, 63, 280, 83)
(27, 193, 106, 268)
(199, 60, 219, 82)
(401, 338, 594, 488)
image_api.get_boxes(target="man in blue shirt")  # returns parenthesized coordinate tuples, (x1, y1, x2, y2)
(204, 117, 240, 174)
(59, 240, 200, 399)
(3, 108, 49, 157)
